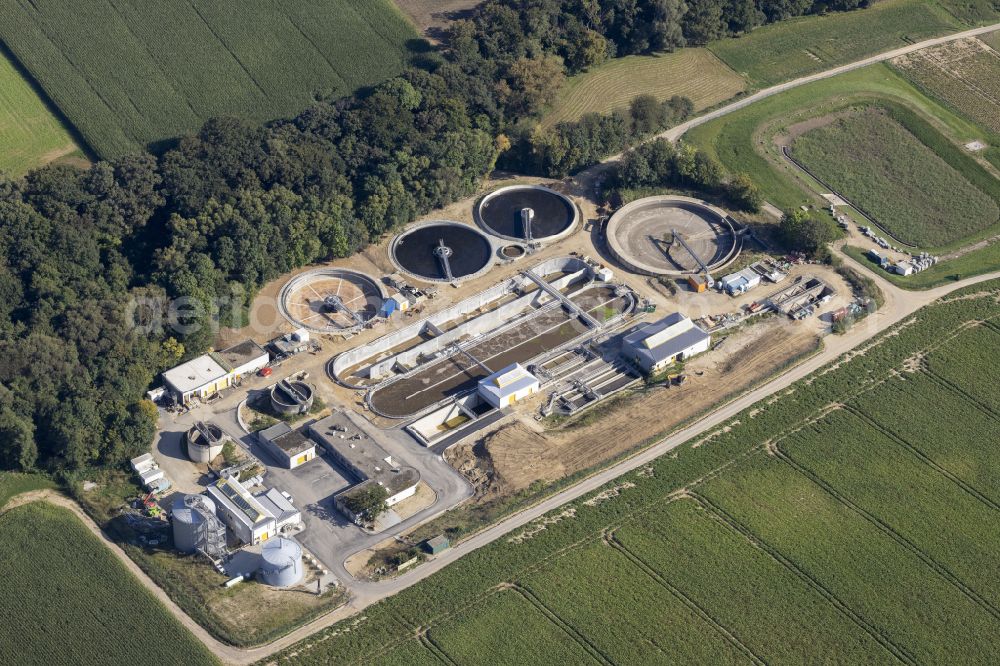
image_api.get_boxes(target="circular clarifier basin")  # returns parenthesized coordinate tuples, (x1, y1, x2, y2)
(391, 222, 493, 282)
(477, 185, 577, 241)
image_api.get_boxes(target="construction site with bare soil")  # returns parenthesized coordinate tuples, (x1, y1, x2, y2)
(446, 314, 823, 502)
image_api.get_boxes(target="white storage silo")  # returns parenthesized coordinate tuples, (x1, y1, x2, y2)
(172, 494, 217, 553)
(258, 537, 304, 587)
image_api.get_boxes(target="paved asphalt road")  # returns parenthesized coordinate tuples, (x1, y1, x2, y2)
(22, 21, 1000, 665)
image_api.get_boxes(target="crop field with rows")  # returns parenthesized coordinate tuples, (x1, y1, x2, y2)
(791, 107, 999, 247)
(0, 502, 215, 665)
(269, 280, 1000, 665)
(923, 322, 1000, 412)
(0, 0, 416, 158)
(848, 369, 1000, 501)
(892, 38, 1000, 135)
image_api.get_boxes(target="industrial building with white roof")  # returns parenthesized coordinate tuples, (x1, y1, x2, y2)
(206, 476, 300, 545)
(477, 363, 540, 408)
(161, 339, 269, 405)
(622, 313, 711, 375)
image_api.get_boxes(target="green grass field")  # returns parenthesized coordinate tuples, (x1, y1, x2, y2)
(0, 501, 216, 665)
(540, 49, 746, 129)
(934, 0, 1000, 24)
(982, 29, 1000, 50)
(0, 471, 56, 509)
(0, 48, 82, 176)
(0, 0, 417, 158)
(791, 108, 998, 246)
(708, 0, 963, 88)
(686, 63, 1000, 255)
(268, 279, 1000, 664)
(845, 241, 1000, 288)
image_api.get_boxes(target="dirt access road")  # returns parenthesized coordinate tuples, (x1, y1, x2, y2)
(9, 23, 1000, 665)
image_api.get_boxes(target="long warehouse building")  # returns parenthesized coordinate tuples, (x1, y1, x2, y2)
(621, 313, 711, 375)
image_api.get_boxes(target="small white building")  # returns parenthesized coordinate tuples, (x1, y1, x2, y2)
(389, 293, 410, 312)
(257, 423, 317, 469)
(622, 313, 711, 375)
(207, 476, 276, 545)
(718, 268, 761, 296)
(893, 261, 914, 276)
(477, 363, 540, 408)
(130, 453, 155, 474)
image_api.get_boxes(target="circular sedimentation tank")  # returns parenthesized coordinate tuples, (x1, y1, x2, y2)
(186, 422, 226, 463)
(605, 195, 740, 277)
(270, 380, 314, 416)
(390, 221, 493, 282)
(476, 185, 578, 242)
(258, 537, 304, 588)
(278, 268, 385, 333)
(172, 494, 217, 553)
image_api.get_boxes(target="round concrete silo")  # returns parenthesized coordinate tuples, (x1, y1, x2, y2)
(186, 421, 227, 463)
(172, 494, 217, 553)
(269, 380, 314, 416)
(258, 537, 304, 587)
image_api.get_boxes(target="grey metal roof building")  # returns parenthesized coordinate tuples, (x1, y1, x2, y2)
(255, 488, 301, 530)
(622, 313, 711, 374)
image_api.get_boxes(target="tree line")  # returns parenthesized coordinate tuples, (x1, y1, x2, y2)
(0, 0, 870, 472)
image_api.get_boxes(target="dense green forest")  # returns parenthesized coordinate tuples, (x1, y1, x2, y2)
(0, 0, 869, 473)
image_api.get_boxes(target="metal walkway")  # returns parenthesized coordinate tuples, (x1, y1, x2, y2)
(521, 269, 601, 329)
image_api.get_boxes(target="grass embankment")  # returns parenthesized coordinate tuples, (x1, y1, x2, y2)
(686, 62, 1000, 287)
(269, 283, 1000, 664)
(0, 0, 417, 157)
(0, 48, 82, 176)
(792, 108, 998, 246)
(707, 0, 963, 87)
(541, 49, 745, 129)
(0, 501, 217, 665)
(687, 64, 995, 212)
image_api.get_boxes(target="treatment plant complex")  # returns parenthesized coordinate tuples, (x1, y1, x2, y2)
(132, 180, 856, 638)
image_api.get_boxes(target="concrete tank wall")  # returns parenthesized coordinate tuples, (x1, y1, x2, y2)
(367, 289, 546, 380)
(186, 423, 226, 463)
(270, 381, 314, 415)
(331, 257, 593, 385)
